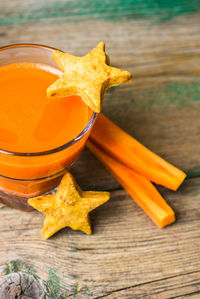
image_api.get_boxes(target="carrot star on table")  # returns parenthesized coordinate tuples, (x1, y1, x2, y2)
(28, 172, 110, 239)
(47, 41, 132, 112)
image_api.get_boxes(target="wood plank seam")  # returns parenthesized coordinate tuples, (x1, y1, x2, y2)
(173, 290, 200, 299)
(92, 270, 200, 299)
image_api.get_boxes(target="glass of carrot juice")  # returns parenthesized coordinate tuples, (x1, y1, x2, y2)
(0, 44, 97, 210)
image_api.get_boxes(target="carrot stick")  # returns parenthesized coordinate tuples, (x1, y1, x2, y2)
(87, 140, 175, 228)
(89, 113, 186, 191)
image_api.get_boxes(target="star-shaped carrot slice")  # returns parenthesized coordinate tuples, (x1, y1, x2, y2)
(47, 42, 132, 112)
(28, 172, 110, 239)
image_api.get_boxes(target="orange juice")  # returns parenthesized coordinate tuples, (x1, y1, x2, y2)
(0, 63, 90, 153)
(0, 61, 94, 202)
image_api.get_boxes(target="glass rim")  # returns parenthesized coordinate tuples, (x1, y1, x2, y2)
(0, 43, 97, 157)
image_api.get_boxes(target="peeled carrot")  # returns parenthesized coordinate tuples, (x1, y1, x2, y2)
(89, 114, 186, 191)
(87, 139, 175, 228)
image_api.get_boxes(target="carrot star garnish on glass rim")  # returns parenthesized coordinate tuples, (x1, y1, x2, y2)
(28, 172, 110, 239)
(47, 41, 132, 112)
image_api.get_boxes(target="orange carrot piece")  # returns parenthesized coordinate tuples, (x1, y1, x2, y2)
(89, 114, 186, 191)
(87, 140, 175, 228)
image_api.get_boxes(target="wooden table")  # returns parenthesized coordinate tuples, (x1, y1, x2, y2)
(0, 1, 200, 298)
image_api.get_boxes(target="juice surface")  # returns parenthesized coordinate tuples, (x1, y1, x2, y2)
(0, 62, 90, 153)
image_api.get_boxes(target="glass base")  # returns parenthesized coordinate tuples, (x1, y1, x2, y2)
(0, 186, 59, 211)
(0, 170, 67, 211)
(0, 189, 34, 211)
(0, 159, 79, 211)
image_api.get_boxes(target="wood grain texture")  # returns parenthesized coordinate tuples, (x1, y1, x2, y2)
(0, 0, 200, 26)
(0, 1, 200, 297)
(0, 177, 199, 298)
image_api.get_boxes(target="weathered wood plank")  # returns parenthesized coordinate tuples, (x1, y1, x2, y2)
(1, 0, 200, 26)
(71, 148, 119, 191)
(93, 271, 200, 299)
(0, 177, 199, 298)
